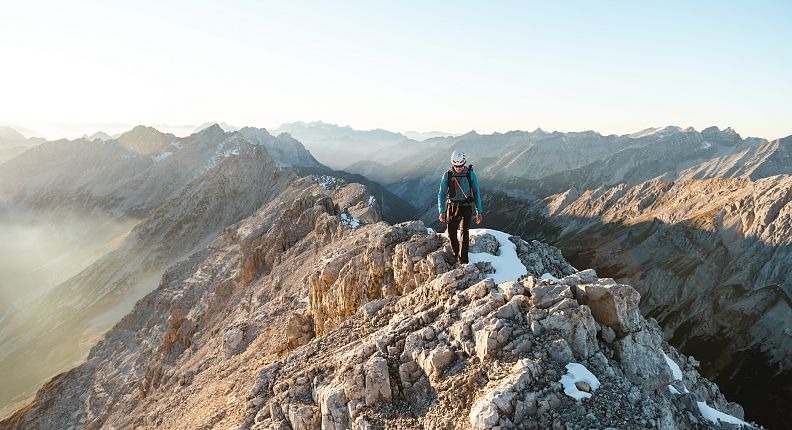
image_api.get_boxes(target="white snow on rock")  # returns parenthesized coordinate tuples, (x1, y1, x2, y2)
(426, 227, 436, 235)
(316, 175, 344, 190)
(697, 402, 749, 427)
(540, 273, 559, 281)
(466, 229, 527, 284)
(367, 195, 376, 207)
(151, 151, 173, 162)
(559, 363, 600, 400)
(663, 352, 683, 380)
(341, 213, 362, 229)
(222, 147, 240, 157)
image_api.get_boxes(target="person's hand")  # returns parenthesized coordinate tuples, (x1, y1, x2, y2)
(476, 213, 482, 224)
(439, 213, 446, 223)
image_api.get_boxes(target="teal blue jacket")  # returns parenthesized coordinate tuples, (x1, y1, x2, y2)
(438, 167, 483, 214)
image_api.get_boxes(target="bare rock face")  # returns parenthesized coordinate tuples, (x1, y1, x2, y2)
(577, 282, 642, 336)
(511, 237, 577, 279)
(363, 356, 391, 406)
(235, 235, 753, 430)
(470, 233, 500, 254)
(614, 320, 674, 393)
(1, 178, 759, 430)
(307, 221, 439, 336)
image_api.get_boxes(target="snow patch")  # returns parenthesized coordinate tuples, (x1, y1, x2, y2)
(341, 213, 363, 229)
(559, 363, 601, 400)
(663, 352, 683, 380)
(316, 175, 344, 190)
(367, 195, 376, 207)
(221, 147, 240, 157)
(540, 273, 559, 281)
(697, 402, 749, 427)
(466, 229, 527, 284)
(426, 227, 436, 235)
(151, 151, 173, 162)
(668, 385, 680, 395)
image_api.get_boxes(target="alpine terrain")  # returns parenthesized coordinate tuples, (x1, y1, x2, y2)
(0, 124, 411, 420)
(335, 124, 792, 429)
(1, 174, 758, 429)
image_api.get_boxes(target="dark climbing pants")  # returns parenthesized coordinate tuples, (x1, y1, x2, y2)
(447, 204, 473, 263)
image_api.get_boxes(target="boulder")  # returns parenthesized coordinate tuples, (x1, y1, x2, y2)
(614, 324, 673, 392)
(548, 338, 574, 364)
(469, 396, 501, 429)
(364, 356, 392, 405)
(316, 384, 351, 430)
(286, 403, 321, 430)
(223, 327, 246, 360)
(470, 233, 500, 254)
(530, 284, 573, 309)
(540, 306, 598, 360)
(578, 283, 641, 335)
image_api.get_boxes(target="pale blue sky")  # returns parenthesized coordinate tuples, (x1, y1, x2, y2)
(1, 1, 790, 139)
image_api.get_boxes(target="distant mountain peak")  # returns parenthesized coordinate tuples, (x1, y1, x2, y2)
(121, 125, 162, 138)
(84, 131, 112, 141)
(237, 126, 273, 138)
(194, 122, 240, 133)
(702, 125, 742, 143)
(118, 125, 172, 155)
(0, 125, 26, 141)
(194, 123, 227, 139)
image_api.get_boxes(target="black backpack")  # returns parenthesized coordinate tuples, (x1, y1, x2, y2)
(446, 165, 474, 202)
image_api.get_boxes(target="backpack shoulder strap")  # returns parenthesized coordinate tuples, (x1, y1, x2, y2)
(466, 166, 475, 200)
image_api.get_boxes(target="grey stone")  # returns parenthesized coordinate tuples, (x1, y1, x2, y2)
(470, 233, 500, 254)
(548, 338, 574, 364)
(531, 284, 574, 309)
(578, 283, 641, 336)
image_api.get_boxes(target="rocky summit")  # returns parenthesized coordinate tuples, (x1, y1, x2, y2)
(1, 178, 758, 430)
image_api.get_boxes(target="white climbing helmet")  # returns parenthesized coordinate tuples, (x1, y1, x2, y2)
(451, 149, 466, 167)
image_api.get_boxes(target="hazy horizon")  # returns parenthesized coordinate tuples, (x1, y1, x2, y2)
(1, 120, 783, 143)
(2, 1, 790, 141)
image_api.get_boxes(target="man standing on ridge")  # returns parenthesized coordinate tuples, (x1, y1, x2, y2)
(438, 149, 483, 264)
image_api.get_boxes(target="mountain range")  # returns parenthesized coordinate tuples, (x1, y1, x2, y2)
(0, 182, 758, 429)
(0, 123, 412, 419)
(0, 121, 790, 428)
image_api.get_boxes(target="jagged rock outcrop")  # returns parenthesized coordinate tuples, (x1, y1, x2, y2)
(483, 173, 792, 429)
(242, 238, 751, 430)
(1, 179, 757, 430)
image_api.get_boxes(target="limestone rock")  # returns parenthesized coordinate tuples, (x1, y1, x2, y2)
(530, 284, 573, 309)
(615, 322, 673, 392)
(578, 283, 641, 335)
(470, 232, 500, 254)
(364, 356, 392, 406)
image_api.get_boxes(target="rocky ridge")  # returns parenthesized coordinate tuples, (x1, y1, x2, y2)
(0, 124, 322, 218)
(477, 174, 792, 428)
(2, 179, 756, 429)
